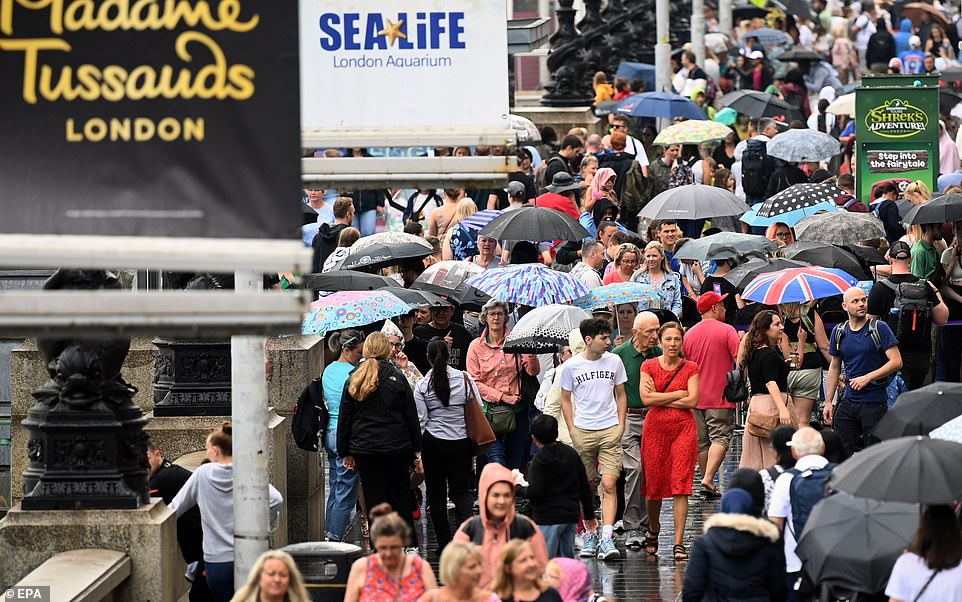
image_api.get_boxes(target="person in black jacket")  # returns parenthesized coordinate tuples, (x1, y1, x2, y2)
(337, 331, 423, 546)
(764, 159, 809, 199)
(310, 197, 355, 273)
(682, 487, 787, 601)
(866, 24, 896, 73)
(516, 414, 597, 559)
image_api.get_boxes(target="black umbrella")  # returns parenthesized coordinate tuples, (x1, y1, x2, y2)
(733, 2, 770, 19)
(411, 261, 490, 310)
(300, 271, 400, 292)
(796, 494, 918, 597)
(339, 242, 434, 271)
(872, 382, 962, 440)
(724, 258, 810, 289)
(940, 88, 962, 112)
(478, 205, 590, 242)
(903, 193, 962, 225)
(842, 244, 887, 267)
(829, 435, 962, 504)
(777, 47, 824, 62)
(757, 183, 846, 218)
(389, 288, 452, 309)
(716, 90, 804, 123)
(783, 241, 871, 280)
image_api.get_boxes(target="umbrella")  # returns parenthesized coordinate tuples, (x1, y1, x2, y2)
(615, 61, 656, 94)
(902, 193, 962, 225)
(742, 266, 858, 304)
(724, 258, 811, 289)
(339, 241, 434, 271)
(653, 120, 734, 145)
(302, 290, 412, 335)
(940, 89, 962, 112)
(351, 231, 432, 252)
(503, 304, 590, 353)
(732, 3, 770, 20)
(766, 129, 842, 163)
(572, 281, 663, 311)
(300, 271, 400, 292)
(639, 185, 751, 220)
(783, 241, 871, 280)
(757, 183, 847, 218)
(615, 91, 708, 120)
(673, 232, 778, 262)
(717, 90, 803, 124)
(388, 288, 451, 309)
(466, 264, 590, 307)
(461, 209, 504, 232)
(478, 205, 590, 242)
(796, 494, 918, 597)
(843, 244, 887, 267)
(592, 100, 620, 117)
(872, 382, 962, 439)
(705, 32, 735, 54)
(739, 28, 793, 50)
(773, 0, 819, 21)
(777, 47, 824, 62)
(795, 212, 886, 245)
(941, 67, 962, 83)
(509, 114, 541, 143)
(900, 2, 949, 27)
(826, 92, 855, 116)
(741, 200, 839, 227)
(411, 260, 490, 309)
(931, 414, 962, 444)
(829, 435, 962, 504)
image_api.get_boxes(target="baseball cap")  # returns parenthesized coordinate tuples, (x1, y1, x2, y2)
(505, 180, 526, 197)
(888, 240, 911, 260)
(696, 291, 729, 314)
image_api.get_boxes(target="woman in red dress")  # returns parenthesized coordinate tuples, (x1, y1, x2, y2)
(639, 322, 700, 562)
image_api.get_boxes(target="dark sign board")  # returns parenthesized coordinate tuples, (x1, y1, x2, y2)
(866, 150, 929, 173)
(0, 1, 300, 238)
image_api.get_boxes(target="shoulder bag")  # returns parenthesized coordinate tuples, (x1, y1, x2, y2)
(461, 372, 496, 452)
(515, 354, 540, 407)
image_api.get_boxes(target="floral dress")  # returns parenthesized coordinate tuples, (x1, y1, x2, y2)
(360, 555, 429, 602)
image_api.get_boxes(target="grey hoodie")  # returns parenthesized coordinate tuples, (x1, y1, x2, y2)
(169, 463, 283, 563)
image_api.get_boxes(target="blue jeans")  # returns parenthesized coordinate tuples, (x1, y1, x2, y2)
(484, 405, 533, 469)
(204, 561, 234, 602)
(540, 523, 577, 558)
(353, 210, 377, 237)
(325, 429, 360, 541)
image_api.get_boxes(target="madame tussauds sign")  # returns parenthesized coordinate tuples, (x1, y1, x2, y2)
(0, 0, 300, 238)
(864, 99, 928, 139)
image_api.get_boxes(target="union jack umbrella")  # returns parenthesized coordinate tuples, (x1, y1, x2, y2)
(742, 267, 858, 305)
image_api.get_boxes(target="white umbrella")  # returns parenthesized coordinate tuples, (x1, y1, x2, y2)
(826, 93, 855, 116)
(509, 114, 541, 143)
(931, 414, 962, 444)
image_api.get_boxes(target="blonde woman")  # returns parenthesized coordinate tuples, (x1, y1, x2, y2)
(631, 241, 683, 319)
(231, 550, 311, 602)
(442, 198, 479, 260)
(419, 542, 498, 602)
(337, 332, 423, 547)
(491, 540, 563, 602)
(603, 243, 641, 284)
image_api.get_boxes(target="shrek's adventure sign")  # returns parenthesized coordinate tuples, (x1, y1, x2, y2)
(0, 0, 300, 238)
(856, 74, 939, 206)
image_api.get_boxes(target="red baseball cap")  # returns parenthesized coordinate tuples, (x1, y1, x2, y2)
(696, 291, 729, 314)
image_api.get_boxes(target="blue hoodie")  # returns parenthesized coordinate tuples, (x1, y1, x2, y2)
(894, 18, 913, 54)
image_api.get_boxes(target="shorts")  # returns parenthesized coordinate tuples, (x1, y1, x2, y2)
(787, 368, 822, 400)
(570, 424, 624, 481)
(694, 408, 735, 453)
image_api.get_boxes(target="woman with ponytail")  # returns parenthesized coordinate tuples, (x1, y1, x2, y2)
(337, 332, 423, 547)
(415, 337, 483, 548)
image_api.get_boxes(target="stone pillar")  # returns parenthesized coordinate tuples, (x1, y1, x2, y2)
(152, 339, 232, 416)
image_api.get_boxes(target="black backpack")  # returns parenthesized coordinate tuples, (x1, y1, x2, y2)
(786, 463, 837, 539)
(881, 279, 933, 346)
(741, 139, 771, 199)
(536, 156, 569, 193)
(291, 378, 329, 452)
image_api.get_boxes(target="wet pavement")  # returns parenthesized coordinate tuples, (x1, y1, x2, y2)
(336, 436, 745, 601)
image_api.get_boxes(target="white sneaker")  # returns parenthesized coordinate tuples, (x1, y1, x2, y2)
(625, 529, 644, 548)
(612, 519, 624, 533)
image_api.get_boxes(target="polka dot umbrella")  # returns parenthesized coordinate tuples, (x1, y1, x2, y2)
(302, 290, 411, 335)
(756, 183, 847, 219)
(503, 304, 590, 353)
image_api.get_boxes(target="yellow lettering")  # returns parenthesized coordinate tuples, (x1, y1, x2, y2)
(134, 117, 153, 140)
(62, 0, 93, 32)
(109, 116, 130, 140)
(227, 64, 254, 99)
(96, 0, 125, 30)
(63, 116, 205, 142)
(65, 116, 82, 141)
(156, 116, 179, 141)
(0, 37, 71, 103)
(101, 64, 126, 101)
(182, 117, 203, 141)
(84, 116, 106, 141)
(125, 64, 155, 100)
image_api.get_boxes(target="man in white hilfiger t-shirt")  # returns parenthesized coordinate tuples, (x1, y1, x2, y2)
(560, 317, 627, 562)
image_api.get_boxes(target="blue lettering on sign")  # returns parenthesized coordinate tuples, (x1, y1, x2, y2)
(317, 12, 467, 51)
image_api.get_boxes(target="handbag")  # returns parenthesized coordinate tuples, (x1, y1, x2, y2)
(723, 365, 749, 405)
(515, 354, 540, 407)
(462, 372, 496, 454)
(746, 411, 779, 438)
(486, 403, 517, 436)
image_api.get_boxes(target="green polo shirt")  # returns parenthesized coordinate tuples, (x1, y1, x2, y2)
(911, 239, 938, 281)
(612, 340, 662, 409)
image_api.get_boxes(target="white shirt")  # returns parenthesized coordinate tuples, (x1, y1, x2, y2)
(559, 353, 627, 430)
(854, 12, 876, 50)
(807, 112, 837, 133)
(885, 553, 962, 602)
(624, 135, 649, 167)
(570, 261, 604, 289)
(768, 454, 830, 572)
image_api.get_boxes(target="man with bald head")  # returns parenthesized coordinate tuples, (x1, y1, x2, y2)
(824, 287, 902, 457)
(612, 311, 661, 548)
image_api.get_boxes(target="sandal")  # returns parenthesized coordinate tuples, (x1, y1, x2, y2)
(700, 482, 721, 498)
(642, 530, 660, 556)
(673, 544, 688, 561)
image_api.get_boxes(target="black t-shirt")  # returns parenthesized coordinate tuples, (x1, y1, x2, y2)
(868, 274, 939, 353)
(701, 276, 739, 325)
(748, 346, 789, 394)
(783, 306, 822, 370)
(403, 335, 430, 375)
(414, 323, 473, 370)
(149, 460, 204, 564)
(503, 588, 564, 602)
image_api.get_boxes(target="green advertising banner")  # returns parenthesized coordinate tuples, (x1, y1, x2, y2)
(856, 75, 939, 207)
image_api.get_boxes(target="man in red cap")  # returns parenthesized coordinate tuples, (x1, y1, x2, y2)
(682, 292, 741, 497)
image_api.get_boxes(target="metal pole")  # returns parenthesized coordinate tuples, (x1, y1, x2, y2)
(692, 0, 706, 66)
(719, 0, 732, 40)
(232, 270, 270, 588)
(656, 0, 672, 94)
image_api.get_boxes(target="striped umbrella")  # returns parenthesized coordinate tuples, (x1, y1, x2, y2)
(461, 209, 504, 232)
(465, 264, 589, 307)
(742, 267, 858, 304)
